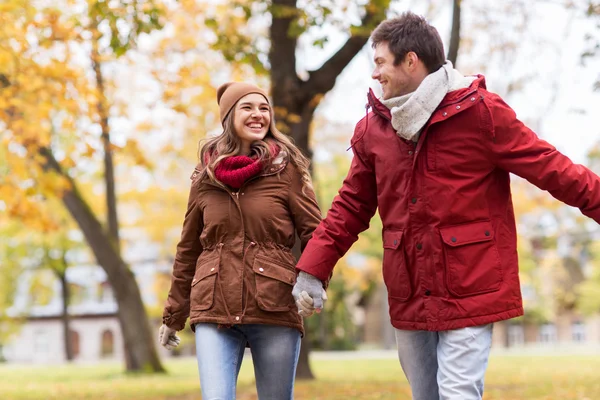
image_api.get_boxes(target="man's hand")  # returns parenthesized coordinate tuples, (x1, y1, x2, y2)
(158, 324, 181, 350)
(292, 271, 327, 317)
(295, 288, 328, 317)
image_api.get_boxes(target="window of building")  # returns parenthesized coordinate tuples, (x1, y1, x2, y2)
(508, 324, 524, 347)
(69, 329, 80, 358)
(539, 323, 557, 343)
(101, 329, 114, 357)
(572, 321, 586, 343)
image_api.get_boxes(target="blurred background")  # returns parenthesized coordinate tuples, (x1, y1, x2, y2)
(0, 0, 599, 399)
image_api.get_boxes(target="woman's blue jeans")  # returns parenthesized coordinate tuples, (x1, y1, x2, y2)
(195, 323, 301, 400)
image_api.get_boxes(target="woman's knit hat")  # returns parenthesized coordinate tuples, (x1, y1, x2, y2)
(216, 82, 270, 126)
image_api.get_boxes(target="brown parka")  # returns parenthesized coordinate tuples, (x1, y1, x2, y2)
(162, 153, 321, 335)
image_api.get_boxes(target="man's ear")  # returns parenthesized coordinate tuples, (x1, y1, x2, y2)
(405, 51, 419, 70)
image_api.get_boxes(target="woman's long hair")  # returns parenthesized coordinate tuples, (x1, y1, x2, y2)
(196, 104, 312, 192)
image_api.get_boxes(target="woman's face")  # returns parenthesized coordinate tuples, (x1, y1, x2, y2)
(233, 93, 271, 154)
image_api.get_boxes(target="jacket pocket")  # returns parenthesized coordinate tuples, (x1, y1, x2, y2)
(190, 258, 219, 311)
(382, 229, 411, 301)
(440, 220, 502, 298)
(253, 255, 296, 312)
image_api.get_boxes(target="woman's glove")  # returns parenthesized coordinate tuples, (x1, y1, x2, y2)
(158, 324, 181, 350)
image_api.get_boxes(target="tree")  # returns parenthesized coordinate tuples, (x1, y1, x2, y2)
(0, 0, 167, 372)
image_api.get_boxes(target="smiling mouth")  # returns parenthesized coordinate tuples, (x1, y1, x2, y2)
(247, 123, 264, 130)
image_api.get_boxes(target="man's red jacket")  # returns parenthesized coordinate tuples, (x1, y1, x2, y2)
(297, 76, 600, 331)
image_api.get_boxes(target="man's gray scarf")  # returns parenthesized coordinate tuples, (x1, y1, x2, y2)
(380, 61, 476, 142)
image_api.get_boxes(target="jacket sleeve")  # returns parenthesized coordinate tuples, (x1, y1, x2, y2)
(162, 178, 204, 330)
(482, 92, 600, 222)
(296, 120, 379, 282)
(287, 166, 322, 252)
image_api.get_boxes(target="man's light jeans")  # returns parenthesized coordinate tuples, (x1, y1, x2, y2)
(195, 323, 301, 400)
(395, 324, 493, 400)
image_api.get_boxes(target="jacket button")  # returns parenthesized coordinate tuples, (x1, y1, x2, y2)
(471, 97, 476, 101)
(259, 267, 264, 272)
(408, 150, 413, 155)
(393, 239, 398, 246)
(485, 231, 490, 236)
(235, 316, 240, 321)
(442, 112, 447, 116)
(411, 197, 417, 204)
(456, 105, 461, 110)
(425, 290, 431, 296)
(210, 268, 215, 272)
(416, 243, 422, 250)
(451, 237, 457, 243)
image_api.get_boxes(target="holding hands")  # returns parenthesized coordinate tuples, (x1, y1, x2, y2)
(292, 271, 327, 317)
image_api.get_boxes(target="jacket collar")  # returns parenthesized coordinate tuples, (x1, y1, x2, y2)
(367, 74, 487, 119)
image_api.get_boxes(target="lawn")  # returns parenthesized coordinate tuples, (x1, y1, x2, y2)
(1, 352, 599, 399)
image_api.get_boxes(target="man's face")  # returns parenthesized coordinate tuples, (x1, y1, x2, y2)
(371, 42, 413, 100)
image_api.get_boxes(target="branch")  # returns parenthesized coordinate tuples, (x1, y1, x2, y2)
(302, 0, 390, 100)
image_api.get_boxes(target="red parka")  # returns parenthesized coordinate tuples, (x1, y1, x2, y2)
(297, 76, 600, 331)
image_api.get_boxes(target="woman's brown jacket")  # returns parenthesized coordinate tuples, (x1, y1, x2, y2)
(162, 154, 321, 335)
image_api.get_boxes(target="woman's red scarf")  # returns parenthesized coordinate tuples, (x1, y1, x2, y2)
(213, 142, 280, 189)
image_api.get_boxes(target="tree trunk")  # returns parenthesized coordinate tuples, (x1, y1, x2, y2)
(39, 147, 164, 373)
(447, 0, 462, 66)
(57, 271, 74, 362)
(91, 39, 120, 254)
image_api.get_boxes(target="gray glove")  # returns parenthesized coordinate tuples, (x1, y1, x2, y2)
(296, 288, 328, 317)
(158, 324, 181, 350)
(292, 271, 326, 315)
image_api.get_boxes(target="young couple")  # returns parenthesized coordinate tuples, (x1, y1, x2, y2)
(159, 12, 600, 400)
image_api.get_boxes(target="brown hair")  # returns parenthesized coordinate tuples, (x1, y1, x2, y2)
(370, 12, 445, 73)
(196, 102, 313, 193)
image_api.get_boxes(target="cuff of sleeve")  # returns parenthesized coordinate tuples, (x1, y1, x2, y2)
(296, 262, 332, 284)
(162, 313, 186, 331)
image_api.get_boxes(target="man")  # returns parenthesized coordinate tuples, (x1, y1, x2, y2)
(291, 11, 600, 400)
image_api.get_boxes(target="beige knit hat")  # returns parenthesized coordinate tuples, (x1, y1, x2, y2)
(216, 82, 270, 126)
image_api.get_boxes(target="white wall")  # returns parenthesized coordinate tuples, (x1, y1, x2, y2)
(3, 317, 123, 364)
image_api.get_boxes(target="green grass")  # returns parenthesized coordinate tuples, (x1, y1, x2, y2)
(1, 353, 599, 399)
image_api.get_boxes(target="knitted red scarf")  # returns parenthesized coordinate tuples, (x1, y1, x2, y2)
(215, 155, 264, 189)
(210, 141, 281, 189)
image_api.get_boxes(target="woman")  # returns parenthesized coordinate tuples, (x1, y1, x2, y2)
(158, 82, 322, 400)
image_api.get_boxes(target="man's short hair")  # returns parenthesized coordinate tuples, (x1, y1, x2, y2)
(370, 12, 446, 73)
